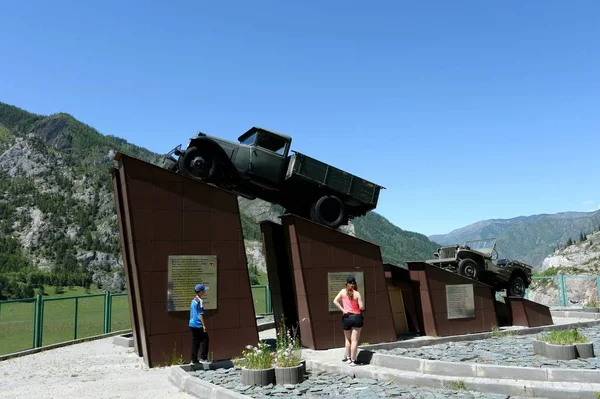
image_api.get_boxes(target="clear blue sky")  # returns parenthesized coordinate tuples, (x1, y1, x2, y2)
(2, 1, 599, 236)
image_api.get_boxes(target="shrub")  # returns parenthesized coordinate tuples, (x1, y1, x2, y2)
(538, 328, 589, 345)
(232, 342, 273, 370)
(274, 317, 302, 367)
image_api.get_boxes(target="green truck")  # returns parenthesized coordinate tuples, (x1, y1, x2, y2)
(164, 126, 384, 229)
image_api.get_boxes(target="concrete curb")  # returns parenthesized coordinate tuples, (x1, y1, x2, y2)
(366, 352, 600, 383)
(0, 329, 132, 362)
(552, 310, 600, 319)
(112, 333, 134, 348)
(305, 358, 600, 399)
(169, 366, 251, 399)
(360, 319, 600, 351)
(257, 321, 275, 332)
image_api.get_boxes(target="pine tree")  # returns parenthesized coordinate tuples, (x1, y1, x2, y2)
(566, 237, 573, 246)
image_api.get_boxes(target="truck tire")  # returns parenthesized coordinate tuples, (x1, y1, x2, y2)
(458, 258, 478, 280)
(310, 195, 347, 229)
(179, 146, 216, 180)
(508, 276, 526, 297)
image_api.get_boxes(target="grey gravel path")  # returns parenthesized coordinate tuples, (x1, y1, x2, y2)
(377, 325, 600, 369)
(0, 337, 193, 399)
(189, 365, 528, 398)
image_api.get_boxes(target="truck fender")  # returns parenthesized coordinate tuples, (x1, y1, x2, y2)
(183, 137, 239, 180)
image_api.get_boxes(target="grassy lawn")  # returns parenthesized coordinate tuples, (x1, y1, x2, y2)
(0, 275, 272, 356)
(0, 285, 130, 356)
(251, 270, 271, 314)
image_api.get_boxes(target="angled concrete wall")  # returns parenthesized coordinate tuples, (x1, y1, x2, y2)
(112, 153, 258, 367)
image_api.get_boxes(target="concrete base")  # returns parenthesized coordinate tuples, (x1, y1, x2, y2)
(508, 297, 553, 327)
(112, 333, 134, 348)
(406, 262, 498, 337)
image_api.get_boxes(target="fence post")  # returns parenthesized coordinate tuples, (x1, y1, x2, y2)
(597, 277, 600, 303)
(559, 274, 568, 307)
(107, 292, 113, 333)
(266, 285, 272, 313)
(74, 297, 79, 340)
(33, 294, 43, 348)
(103, 291, 110, 334)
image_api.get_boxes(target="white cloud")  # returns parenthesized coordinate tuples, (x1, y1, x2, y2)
(582, 200, 594, 205)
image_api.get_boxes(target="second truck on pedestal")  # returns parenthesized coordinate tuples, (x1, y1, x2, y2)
(164, 126, 384, 229)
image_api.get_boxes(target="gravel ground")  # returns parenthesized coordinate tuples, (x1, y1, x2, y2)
(190, 367, 528, 398)
(377, 325, 600, 369)
(0, 337, 193, 399)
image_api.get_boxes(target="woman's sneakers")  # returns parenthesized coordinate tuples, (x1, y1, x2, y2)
(343, 358, 358, 366)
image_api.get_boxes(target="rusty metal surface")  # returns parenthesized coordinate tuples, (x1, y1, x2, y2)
(406, 261, 498, 337)
(279, 214, 396, 350)
(112, 153, 258, 367)
(260, 221, 298, 332)
(507, 297, 554, 327)
(383, 264, 420, 334)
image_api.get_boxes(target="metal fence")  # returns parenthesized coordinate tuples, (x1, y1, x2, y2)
(0, 285, 273, 357)
(525, 274, 600, 307)
(0, 291, 129, 356)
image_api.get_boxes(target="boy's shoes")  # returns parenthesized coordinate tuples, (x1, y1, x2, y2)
(342, 357, 349, 362)
(199, 359, 212, 364)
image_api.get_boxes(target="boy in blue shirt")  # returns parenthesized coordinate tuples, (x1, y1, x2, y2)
(189, 283, 210, 364)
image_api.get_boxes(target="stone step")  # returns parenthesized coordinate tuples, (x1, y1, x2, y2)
(305, 356, 600, 399)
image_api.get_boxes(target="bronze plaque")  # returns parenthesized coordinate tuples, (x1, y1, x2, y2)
(167, 255, 218, 312)
(328, 272, 364, 312)
(446, 284, 475, 319)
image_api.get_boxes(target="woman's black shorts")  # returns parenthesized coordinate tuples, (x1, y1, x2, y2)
(341, 313, 364, 330)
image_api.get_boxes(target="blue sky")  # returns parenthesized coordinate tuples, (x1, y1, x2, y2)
(2, 1, 599, 236)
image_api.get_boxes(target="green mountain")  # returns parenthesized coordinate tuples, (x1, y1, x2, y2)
(430, 212, 600, 268)
(0, 101, 439, 299)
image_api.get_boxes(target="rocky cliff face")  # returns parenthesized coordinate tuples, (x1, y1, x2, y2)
(527, 230, 600, 305)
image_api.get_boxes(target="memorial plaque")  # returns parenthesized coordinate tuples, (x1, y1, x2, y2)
(446, 284, 475, 319)
(328, 272, 364, 312)
(167, 255, 218, 312)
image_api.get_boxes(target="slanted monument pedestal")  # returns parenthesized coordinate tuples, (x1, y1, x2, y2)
(261, 215, 396, 350)
(111, 153, 258, 367)
(406, 261, 499, 337)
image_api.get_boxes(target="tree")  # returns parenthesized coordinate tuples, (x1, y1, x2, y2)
(566, 237, 573, 247)
(248, 264, 260, 285)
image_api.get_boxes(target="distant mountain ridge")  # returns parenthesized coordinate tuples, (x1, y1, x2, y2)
(0, 100, 439, 298)
(430, 211, 600, 267)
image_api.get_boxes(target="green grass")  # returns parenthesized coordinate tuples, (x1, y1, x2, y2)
(538, 328, 589, 345)
(0, 279, 272, 355)
(445, 380, 467, 391)
(251, 270, 270, 314)
(0, 285, 130, 356)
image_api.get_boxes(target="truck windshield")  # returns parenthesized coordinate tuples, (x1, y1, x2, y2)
(255, 133, 287, 155)
(240, 132, 257, 145)
(465, 239, 495, 253)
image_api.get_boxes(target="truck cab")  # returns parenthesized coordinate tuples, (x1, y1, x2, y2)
(236, 127, 292, 185)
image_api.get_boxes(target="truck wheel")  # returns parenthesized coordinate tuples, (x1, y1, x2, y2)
(508, 276, 526, 297)
(310, 195, 347, 229)
(179, 146, 216, 180)
(458, 259, 478, 280)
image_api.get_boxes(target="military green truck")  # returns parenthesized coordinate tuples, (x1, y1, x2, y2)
(163, 126, 384, 229)
(427, 238, 532, 297)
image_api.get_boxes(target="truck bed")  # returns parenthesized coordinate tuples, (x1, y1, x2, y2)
(284, 151, 382, 207)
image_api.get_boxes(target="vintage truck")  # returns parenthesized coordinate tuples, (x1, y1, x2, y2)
(163, 126, 384, 229)
(426, 238, 533, 297)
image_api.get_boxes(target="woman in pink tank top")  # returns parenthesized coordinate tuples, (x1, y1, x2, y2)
(332, 275, 365, 366)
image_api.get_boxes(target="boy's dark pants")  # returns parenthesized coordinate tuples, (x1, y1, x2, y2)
(190, 327, 209, 362)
